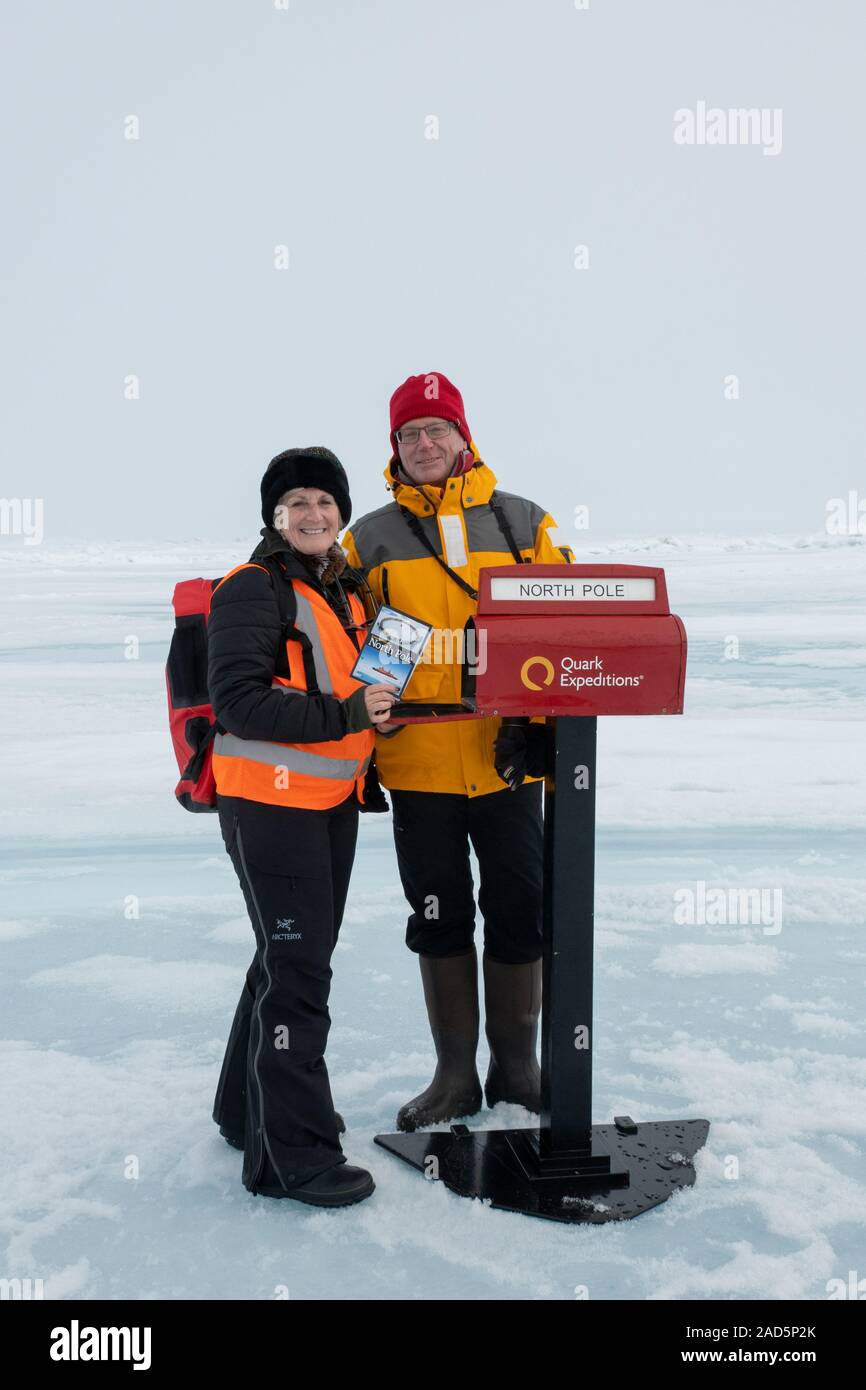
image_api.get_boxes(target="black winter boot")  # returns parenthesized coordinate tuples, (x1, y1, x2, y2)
(252, 1162, 375, 1207)
(395, 949, 483, 1132)
(482, 953, 542, 1112)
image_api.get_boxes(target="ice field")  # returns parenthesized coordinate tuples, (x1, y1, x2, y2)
(1, 532, 864, 1300)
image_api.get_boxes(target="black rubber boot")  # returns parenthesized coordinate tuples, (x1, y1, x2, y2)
(220, 1111, 346, 1150)
(396, 949, 483, 1132)
(252, 1163, 375, 1207)
(482, 953, 542, 1112)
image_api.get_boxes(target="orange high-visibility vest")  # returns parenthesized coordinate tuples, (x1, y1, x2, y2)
(211, 563, 375, 810)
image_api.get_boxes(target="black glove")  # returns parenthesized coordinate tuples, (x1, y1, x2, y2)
(493, 723, 528, 790)
(494, 720, 549, 790)
(358, 757, 389, 813)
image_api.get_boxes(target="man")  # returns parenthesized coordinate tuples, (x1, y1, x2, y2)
(341, 372, 574, 1132)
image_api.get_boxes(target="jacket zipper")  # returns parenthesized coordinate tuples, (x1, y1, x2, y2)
(382, 566, 391, 606)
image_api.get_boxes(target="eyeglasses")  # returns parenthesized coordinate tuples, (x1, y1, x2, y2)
(395, 421, 455, 445)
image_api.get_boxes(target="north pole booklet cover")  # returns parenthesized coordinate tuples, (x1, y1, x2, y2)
(350, 605, 433, 697)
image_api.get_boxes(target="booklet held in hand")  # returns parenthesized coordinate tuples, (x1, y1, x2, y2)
(350, 605, 433, 698)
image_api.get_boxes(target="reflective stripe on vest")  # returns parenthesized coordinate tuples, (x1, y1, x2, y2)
(214, 733, 362, 781)
(293, 586, 333, 693)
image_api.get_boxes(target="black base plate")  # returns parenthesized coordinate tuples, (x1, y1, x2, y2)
(374, 1118, 710, 1223)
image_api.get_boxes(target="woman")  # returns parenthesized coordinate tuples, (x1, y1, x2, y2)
(208, 446, 397, 1206)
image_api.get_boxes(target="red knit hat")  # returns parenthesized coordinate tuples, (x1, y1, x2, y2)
(389, 372, 473, 467)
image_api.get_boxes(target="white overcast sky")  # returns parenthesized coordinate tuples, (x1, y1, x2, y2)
(1, 0, 863, 543)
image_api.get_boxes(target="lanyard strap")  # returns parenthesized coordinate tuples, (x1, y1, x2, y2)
(397, 489, 530, 602)
(398, 506, 480, 600)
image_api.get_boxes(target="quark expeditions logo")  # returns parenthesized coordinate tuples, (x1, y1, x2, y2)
(49, 1320, 151, 1370)
(520, 654, 643, 691)
(520, 656, 554, 690)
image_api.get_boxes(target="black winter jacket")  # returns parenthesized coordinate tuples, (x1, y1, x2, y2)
(207, 528, 371, 747)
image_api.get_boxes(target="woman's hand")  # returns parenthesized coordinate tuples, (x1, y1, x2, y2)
(363, 682, 399, 727)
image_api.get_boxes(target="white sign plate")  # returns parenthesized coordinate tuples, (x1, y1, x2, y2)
(489, 576, 657, 602)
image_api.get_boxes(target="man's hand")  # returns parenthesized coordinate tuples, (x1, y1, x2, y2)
(493, 724, 528, 790)
(494, 721, 549, 789)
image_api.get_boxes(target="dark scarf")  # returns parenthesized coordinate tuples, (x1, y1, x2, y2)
(290, 541, 349, 588)
(287, 540, 362, 636)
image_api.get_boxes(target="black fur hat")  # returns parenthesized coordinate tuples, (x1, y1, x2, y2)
(260, 446, 352, 528)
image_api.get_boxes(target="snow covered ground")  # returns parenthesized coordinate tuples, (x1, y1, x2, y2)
(1, 533, 864, 1300)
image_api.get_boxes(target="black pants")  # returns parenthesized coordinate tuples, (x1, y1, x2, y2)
(212, 793, 358, 1192)
(389, 781, 544, 963)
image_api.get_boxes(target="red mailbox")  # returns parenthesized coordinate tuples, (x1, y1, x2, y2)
(467, 563, 687, 717)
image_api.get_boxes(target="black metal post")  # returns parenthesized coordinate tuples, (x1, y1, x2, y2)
(541, 715, 596, 1155)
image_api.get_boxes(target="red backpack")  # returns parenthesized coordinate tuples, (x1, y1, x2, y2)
(165, 559, 300, 811)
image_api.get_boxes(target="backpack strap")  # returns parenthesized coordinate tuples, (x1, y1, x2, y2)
(255, 556, 321, 696)
(489, 491, 531, 565)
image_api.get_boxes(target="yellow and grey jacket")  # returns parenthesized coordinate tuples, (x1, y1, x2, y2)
(341, 450, 574, 797)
